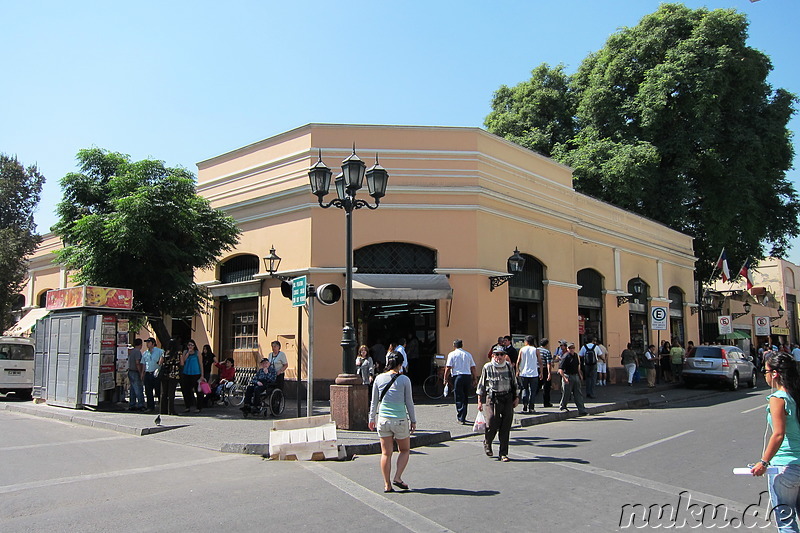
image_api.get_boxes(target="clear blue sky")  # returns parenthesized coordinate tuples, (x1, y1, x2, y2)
(3, 0, 798, 263)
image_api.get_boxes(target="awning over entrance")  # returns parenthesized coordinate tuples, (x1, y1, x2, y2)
(4, 307, 49, 336)
(352, 274, 453, 301)
(205, 280, 260, 299)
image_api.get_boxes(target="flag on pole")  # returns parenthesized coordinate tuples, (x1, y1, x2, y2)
(716, 248, 730, 282)
(739, 257, 755, 290)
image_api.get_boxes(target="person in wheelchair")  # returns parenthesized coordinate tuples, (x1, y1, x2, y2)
(241, 358, 276, 413)
(209, 357, 236, 404)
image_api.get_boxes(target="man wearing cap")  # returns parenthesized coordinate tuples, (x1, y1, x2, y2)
(558, 342, 587, 415)
(444, 339, 478, 424)
(141, 337, 164, 412)
(242, 357, 277, 413)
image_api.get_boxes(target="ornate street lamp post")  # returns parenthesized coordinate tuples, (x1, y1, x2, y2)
(308, 148, 388, 375)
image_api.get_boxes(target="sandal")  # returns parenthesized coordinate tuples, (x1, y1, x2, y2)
(392, 480, 409, 491)
(384, 487, 395, 493)
(484, 441, 493, 457)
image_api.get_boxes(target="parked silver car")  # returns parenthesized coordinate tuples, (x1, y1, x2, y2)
(682, 345, 756, 391)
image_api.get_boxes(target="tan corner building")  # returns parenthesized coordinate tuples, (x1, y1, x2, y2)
(17, 124, 698, 392)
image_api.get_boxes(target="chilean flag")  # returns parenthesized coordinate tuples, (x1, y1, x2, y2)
(716, 248, 730, 282)
(739, 257, 755, 290)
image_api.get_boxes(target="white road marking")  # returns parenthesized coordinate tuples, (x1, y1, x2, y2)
(515, 447, 750, 514)
(611, 430, 694, 457)
(0, 435, 131, 452)
(301, 462, 454, 533)
(460, 439, 749, 514)
(741, 405, 765, 414)
(0, 455, 237, 494)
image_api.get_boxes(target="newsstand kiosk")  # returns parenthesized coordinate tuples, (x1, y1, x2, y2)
(33, 286, 135, 409)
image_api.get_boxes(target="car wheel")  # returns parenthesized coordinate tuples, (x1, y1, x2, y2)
(747, 371, 756, 388)
(730, 372, 739, 391)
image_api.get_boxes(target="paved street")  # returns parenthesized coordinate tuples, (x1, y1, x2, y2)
(0, 384, 776, 532)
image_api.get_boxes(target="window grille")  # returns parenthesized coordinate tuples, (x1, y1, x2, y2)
(354, 242, 436, 274)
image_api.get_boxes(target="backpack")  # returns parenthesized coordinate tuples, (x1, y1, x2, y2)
(583, 344, 597, 365)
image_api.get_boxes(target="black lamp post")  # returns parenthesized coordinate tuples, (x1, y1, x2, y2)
(308, 148, 388, 375)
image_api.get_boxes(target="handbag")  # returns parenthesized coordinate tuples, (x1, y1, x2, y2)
(198, 380, 212, 395)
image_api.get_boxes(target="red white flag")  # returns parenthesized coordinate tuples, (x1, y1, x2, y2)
(716, 248, 730, 282)
(739, 257, 755, 290)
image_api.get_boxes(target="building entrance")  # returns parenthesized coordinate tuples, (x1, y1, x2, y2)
(356, 300, 437, 384)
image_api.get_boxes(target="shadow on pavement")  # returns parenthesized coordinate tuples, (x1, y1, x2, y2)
(409, 487, 500, 496)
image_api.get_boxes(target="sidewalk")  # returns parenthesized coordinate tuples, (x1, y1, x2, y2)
(1, 381, 718, 457)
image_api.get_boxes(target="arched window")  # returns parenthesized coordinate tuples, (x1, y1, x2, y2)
(668, 287, 684, 312)
(220, 255, 260, 284)
(785, 269, 796, 290)
(354, 242, 436, 274)
(37, 290, 52, 308)
(577, 269, 603, 308)
(510, 254, 544, 301)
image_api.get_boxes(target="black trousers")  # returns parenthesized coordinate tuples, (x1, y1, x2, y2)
(484, 394, 514, 457)
(180, 373, 202, 410)
(159, 378, 178, 415)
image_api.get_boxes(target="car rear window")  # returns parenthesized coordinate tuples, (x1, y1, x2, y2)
(688, 346, 723, 359)
(0, 345, 34, 360)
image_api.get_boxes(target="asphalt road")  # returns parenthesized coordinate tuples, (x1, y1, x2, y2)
(0, 385, 777, 532)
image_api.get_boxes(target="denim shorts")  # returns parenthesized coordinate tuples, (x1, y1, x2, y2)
(377, 417, 410, 439)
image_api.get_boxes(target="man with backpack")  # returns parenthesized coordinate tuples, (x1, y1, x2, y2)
(580, 337, 600, 399)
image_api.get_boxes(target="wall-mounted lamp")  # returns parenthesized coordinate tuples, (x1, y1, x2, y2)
(263, 246, 292, 281)
(770, 305, 785, 322)
(617, 278, 644, 306)
(489, 247, 525, 291)
(731, 301, 752, 320)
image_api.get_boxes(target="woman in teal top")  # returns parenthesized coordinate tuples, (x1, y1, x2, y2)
(179, 339, 205, 414)
(369, 351, 416, 493)
(751, 352, 800, 532)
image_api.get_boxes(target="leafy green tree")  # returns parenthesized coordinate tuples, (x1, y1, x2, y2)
(484, 63, 576, 158)
(0, 155, 44, 332)
(486, 4, 799, 280)
(53, 148, 241, 343)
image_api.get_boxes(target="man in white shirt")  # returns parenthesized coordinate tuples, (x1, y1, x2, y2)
(396, 338, 408, 374)
(517, 335, 541, 413)
(443, 339, 477, 424)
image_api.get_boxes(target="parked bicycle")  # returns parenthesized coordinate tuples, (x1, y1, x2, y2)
(423, 355, 447, 399)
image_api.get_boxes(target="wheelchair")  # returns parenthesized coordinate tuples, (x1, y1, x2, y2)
(242, 376, 285, 418)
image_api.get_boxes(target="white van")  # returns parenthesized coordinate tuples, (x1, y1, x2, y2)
(0, 336, 35, 399)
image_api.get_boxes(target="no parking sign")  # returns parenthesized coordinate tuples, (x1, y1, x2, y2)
(651, 307, 668, 330)
(718, 316, 733, 335)
(755, 316, 770, 336)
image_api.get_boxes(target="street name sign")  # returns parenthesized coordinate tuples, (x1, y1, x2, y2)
(292, 276, 307, 308)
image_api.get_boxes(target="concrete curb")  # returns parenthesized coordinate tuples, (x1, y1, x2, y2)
(2, 403, 148, 435)
(339, 430, 453, 458)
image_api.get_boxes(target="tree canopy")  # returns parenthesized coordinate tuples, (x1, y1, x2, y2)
(0, 155, 44, 332)
(53, 148, 240, 342)
(485, 3, 799, 281)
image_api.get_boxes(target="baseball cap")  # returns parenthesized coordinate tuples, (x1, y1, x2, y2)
(492, 346, 506, 354)
(145, 337, 156, 344)
(567, 342, 575, 348)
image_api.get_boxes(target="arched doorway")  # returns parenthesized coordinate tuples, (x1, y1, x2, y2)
(509, 254, 545, 342)
(668, 286, 685, 346)
(354, 242, 442, 383)
(578, 269, 604, 346)
(218, 254, 260, 368)
(627, 277, 650, 354)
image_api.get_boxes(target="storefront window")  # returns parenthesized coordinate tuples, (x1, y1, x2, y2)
(232, 311, 258, 350)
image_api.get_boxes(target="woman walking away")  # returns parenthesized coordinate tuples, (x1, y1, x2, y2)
(751, 352, 800, 532)
(478, 346, 519, 462)
(369, 351, 416, 493)
(180, 339, 205, 413)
